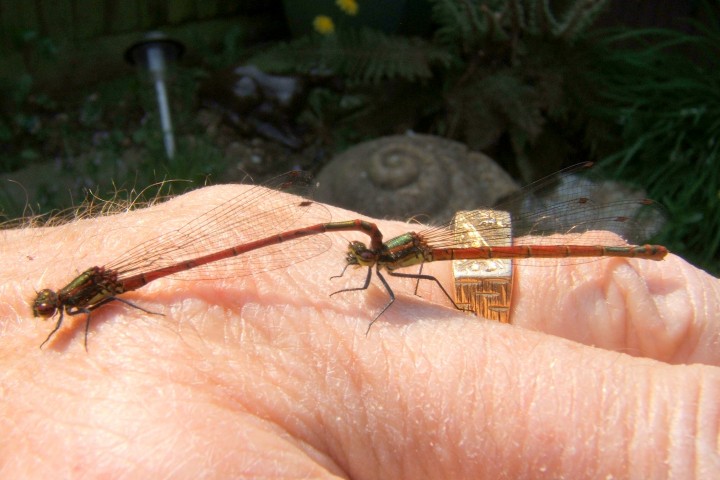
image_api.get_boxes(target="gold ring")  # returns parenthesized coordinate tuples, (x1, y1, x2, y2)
(452, 210, 513, 323)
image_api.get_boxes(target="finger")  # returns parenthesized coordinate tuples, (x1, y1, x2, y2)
(511, 254, 720, 366)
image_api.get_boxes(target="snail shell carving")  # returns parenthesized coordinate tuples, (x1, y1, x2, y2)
(316, 134, 518, 223)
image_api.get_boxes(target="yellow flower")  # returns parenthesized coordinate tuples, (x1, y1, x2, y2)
(336, 0, 359, 16)
(313, 15, 335, 34)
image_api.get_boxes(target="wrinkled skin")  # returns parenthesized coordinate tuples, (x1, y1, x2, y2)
(1, 185, 718, 479)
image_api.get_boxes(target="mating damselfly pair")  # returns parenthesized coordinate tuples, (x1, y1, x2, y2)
(31, 163, 667, 348)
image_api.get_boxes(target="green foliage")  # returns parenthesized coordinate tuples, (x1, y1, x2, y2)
(251, 0, 611, 180)
(517, 0, 609, 39)
(0, 75, 59, 171)
(431, 0, 610, 46)
(196, 25, 250, 70)
(430, 0, 611, 179)
(432, 0, 494, 50)
(587, 14, 720, 273)
(252, 27, 453, 84)
(247, 0, 719, 271)
(0, 67, 229, 222)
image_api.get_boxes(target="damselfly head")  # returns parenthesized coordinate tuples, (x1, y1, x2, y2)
(346, 241, 378, 267)
(32, 289, 59, 318)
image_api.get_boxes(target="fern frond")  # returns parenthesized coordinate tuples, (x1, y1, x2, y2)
(450, 70, 545, 150)
(556, 0, 610, 40)
(249, 35, 325, 75)
(251, 29, 452, 84)
(432, 0, 493, 52)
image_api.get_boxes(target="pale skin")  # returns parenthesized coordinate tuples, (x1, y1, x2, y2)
(1, 185, 719, 479)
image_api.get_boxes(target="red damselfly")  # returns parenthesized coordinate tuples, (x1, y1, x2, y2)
(332, 162, 668, 327)
(32, 171, 383, 348)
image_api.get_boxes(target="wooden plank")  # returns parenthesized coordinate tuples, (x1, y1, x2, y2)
(105, 0, 140, 33)
(0, 10, 282, 87)
(38, 0, 73, 38)
(73, 0, 105, 39)
(137, 0, 167, 30)
(168, 0, 197, 25)
(195, 0, 219, 20)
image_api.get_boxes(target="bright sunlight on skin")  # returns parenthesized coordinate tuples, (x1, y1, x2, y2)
(0, 184, 718, 478)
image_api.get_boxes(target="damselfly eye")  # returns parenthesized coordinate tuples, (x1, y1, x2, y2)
(360, 251, 376, 262)
(32, 289, 59, 318)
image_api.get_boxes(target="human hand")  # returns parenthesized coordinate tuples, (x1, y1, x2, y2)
(2, 184, 718, 478)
